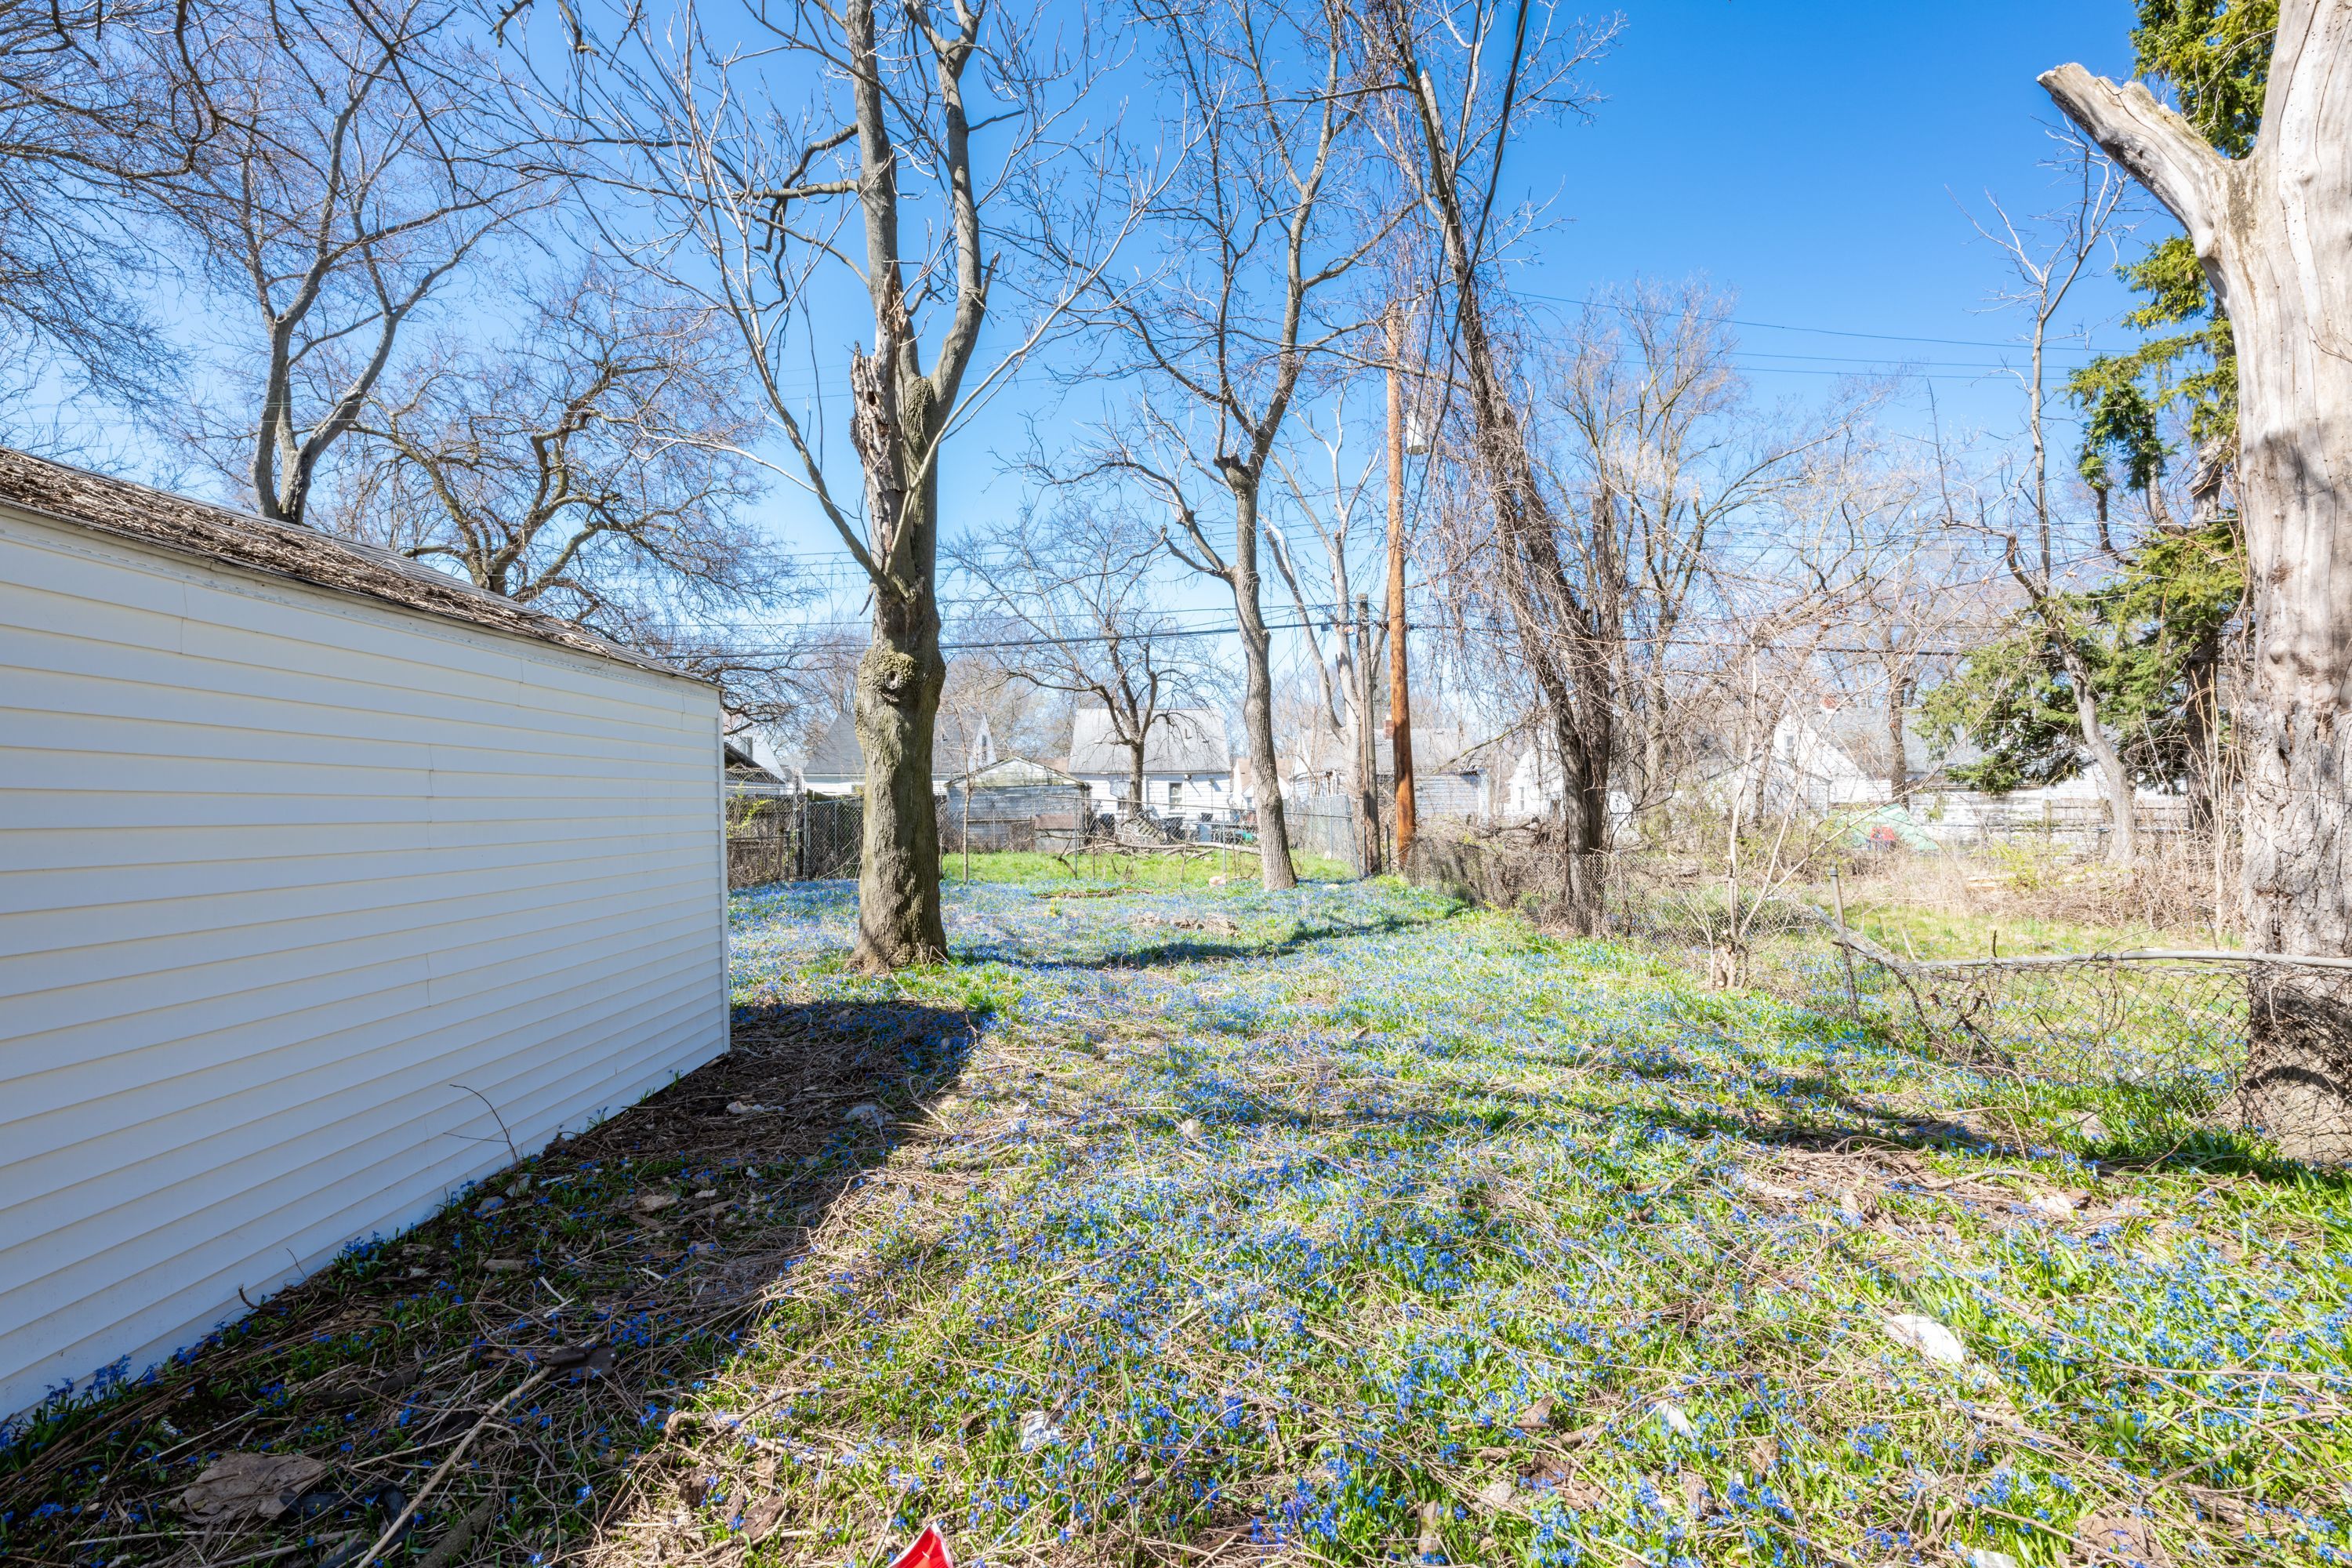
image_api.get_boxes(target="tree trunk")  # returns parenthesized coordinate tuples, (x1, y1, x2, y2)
(848, 365, 949, 972)
(2055, 642, 2139, 867)
(1886, 666, 1912, 808)
(1353, 595, 1382, 877)
(2046, 9, 2352, 1161)
(852, 619, 947, 967)
(1386, 34, 1605, 928)
(1233, 491, 1298, 890)
(1127, 735, 1146, 820)
(2182, 625, 2221, 837)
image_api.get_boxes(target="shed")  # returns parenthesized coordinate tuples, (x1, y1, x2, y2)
(943, 757, 1091, 852)
(0, 448, 729, 1420)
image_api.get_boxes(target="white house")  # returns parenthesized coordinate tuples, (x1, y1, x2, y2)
(0, 448, 729, 1420)
(1066, 707, 1232, 818)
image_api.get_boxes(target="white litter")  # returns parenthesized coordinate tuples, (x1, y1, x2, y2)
(1653, 1403, 1697, 1439)
(1882, 1312, 1969, 1366)
(1737, 1173, 1806, 1203)
(1018, 1410, 1064, 1452)
(845, 1102, 888, 1127)
(1960, 1549, 2020, 1568)
(727, 1101, 782, 1116)
(2027, 1192, 2075, 1217)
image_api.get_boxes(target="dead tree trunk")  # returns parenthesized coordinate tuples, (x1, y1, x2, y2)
(2046, 8, 2352, 1161)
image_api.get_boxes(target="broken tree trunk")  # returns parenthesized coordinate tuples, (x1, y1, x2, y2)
(2045, 5, 2352, 1161)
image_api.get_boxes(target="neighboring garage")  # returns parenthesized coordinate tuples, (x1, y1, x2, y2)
(0, 448, 730, 1420)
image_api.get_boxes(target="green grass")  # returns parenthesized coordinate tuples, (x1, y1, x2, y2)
(940, 846, 1358, 887)
(6, 879, 2347, 1568)
(1827, 895, 2220, 962)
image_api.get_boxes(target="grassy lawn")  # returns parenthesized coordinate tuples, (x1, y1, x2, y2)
(938, 848, 1357, 888)
(6, 873, 2348, 1567)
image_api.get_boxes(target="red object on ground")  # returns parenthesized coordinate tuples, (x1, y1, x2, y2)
(887, 1523, 953, 1568)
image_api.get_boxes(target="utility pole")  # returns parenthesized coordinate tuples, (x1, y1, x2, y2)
(1385, 305, 1417, 872)
(1355, 593, 1381, 877)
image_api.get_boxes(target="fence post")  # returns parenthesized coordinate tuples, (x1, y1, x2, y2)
(797, 790, 808, 881)
(1829, 863, 1862, 1026)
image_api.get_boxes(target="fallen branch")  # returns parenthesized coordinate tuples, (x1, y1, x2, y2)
(349, 1369, 546, 1568)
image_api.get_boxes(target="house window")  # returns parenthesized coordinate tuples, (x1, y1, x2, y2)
(1167, 782, 1184, 808)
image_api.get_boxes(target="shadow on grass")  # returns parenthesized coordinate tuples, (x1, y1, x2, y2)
(1038, 909, 1442, 973)
(0, 1000, 981, 1568)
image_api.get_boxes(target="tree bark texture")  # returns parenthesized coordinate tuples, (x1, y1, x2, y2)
(1885, 666, 1912, 807)
(2045, 5, 2352, 1161)
(849, 358, 949, 971)
(2054, 639, 2141, 868)
(1232, 492, 1298, 890)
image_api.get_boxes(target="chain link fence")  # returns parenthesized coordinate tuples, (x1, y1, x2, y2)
(1392, 815, 2352, 1162)
(726, 789, 862, 887)
(1799, 923, 2352, 1160)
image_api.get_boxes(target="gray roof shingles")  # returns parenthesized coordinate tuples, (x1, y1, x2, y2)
(1065, 707, 1231, 776)
(0, 446, 688, 679)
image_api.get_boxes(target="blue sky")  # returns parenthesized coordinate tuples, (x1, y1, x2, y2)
(1504, 0, 2148, 431)
(70, 1, 2165, 650)
(736, 0, 2176, 670)
(772, 2, 2161, 574)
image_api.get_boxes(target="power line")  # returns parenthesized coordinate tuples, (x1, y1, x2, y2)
(676, 616, 1990, 659)
(1513, 287, 2131, 358)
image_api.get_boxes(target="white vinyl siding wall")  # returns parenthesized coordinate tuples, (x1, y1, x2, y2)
(0, 508, 728, 1418)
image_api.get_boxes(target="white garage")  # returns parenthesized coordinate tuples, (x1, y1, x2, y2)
(0, 449, 731, 1420)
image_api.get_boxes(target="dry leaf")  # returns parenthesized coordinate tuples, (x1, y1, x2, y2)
(177, 1451, 332, 1522)
(2076, 1512, 2166, 1566)
(1417, 1499, 1445, 1561)
(741, 1496, 787, 1541)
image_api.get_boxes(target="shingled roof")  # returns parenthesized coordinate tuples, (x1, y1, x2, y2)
(0, 446, 691, 679)
(1066, 707, 1231, 775)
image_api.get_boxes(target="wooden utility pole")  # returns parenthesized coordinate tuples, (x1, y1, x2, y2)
(1385, 306, 1417, 872)
(1355, 593, 1381, 876)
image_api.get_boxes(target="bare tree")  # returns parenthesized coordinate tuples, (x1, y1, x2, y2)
(1536, 281, 1849, 815)
(1269, 397, 1386, 873)
(1968, 146, 2140, 866)
(1361, 0, 1621, 927)
(152, 0, 539, 527)
(554, 0, 1134, 971)
(326, 261, 822, 719)
(2045, 5, 2352, 1161)
(950, 506, 1224, 817)
(1063, 0, 1397, 891)
(0, 0, 212, 421)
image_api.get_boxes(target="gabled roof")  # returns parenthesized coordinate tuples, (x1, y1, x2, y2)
(1066, 707, 1231, 776)
(0, 445, 688, 679)
(801, 706, 996, 783)
(951, 755, 1083, 789)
